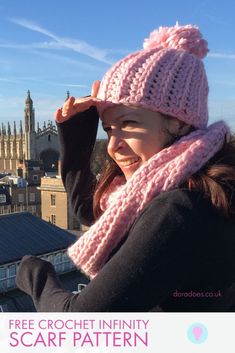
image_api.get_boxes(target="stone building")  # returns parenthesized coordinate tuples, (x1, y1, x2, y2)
(0, 175, 41, 217)
(38, 172, 80, 230)
(0, 91, 59, 175)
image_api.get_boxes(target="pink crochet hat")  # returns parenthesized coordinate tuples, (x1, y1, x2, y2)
(97, 23, 209, 129)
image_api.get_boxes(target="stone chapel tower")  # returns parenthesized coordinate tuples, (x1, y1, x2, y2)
(24, 90, 36, 160)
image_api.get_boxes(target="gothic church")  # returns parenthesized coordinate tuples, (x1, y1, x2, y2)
(0, 91, 59, 174)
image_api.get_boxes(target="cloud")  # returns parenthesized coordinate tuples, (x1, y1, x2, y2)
(0, 75, 89, 88)
(0, 40, 130, 59)
(0, 41, 63, 50)
(58, 83, 88, 88)
(0, 77, 19, 83)
(28, 50, 104, 71)
(9, 18, 57, 39)
(8, 17, 113, 64)
(0, 42, 106, 72)
(209, 53, 235, 60)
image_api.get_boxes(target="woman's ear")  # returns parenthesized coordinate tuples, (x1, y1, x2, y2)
(168, 118, 192, 137)
(178, 122, 192, 136)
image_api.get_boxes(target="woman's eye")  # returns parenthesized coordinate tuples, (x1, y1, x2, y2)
(103, 126, 111, 132)
(122, 120, 137, 127)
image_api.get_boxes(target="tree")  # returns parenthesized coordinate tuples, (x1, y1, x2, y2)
(90, 139, 108, 175)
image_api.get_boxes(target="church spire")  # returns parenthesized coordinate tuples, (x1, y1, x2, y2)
(2, 123, 6, 135)
(20, 120, 23, 134)
(14, 121, 17, 136)
(24, 89, 35, 133)
(24, 90, 35, 160)
(25, 89, 33, 103)
(7, 122, 11, 136)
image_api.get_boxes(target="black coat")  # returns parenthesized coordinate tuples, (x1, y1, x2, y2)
(16, 107, 235, 312)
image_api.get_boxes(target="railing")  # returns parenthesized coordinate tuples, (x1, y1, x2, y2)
(0, 251, 75, 293)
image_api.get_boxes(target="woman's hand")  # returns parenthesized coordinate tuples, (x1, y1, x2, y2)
(55, 80, 101, 123)
(16, 255, 57, 296)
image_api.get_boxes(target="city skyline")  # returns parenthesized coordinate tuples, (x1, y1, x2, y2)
(0, 0, 235, 137)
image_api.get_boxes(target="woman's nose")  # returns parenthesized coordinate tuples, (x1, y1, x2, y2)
(108, 133, 126, 153)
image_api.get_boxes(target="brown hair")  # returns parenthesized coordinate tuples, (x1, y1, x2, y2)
(93, 156, 122, 219)
(188, 134, 235, 217)
(93, 134, 235, 220)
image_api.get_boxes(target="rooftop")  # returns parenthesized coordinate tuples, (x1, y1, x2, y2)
(0, 212, 76, 265)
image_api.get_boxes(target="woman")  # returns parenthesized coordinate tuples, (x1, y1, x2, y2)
(16, 23, 235, 312)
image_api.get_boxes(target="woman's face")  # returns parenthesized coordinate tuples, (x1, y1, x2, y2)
(102, 105, 172, 180)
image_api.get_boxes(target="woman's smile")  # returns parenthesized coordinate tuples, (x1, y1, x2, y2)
(115, 156, 142, 176)
(115, 156, 141, 167)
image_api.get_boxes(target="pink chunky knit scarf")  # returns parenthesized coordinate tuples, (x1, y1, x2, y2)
(68, 121, 229, 279)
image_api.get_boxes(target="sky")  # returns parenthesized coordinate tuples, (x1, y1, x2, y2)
(0, 0, 235, 138)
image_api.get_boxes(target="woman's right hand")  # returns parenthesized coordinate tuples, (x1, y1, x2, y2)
(55, 80, 101, 123)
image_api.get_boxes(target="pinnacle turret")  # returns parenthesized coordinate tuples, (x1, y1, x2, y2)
(25, 90, 33, 104)
(20, 120, 23, 134)
(7, 122, 11, 136)
(2, 123, 6, 135)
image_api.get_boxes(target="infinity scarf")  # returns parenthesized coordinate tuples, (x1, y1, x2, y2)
(68, 121, 229, 279)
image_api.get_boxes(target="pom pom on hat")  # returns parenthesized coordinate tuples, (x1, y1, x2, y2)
(143, 22, 209, 59)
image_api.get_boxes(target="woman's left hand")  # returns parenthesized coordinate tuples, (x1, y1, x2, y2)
(16, 255, 57, 296)
(55, 80, 101, 123)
